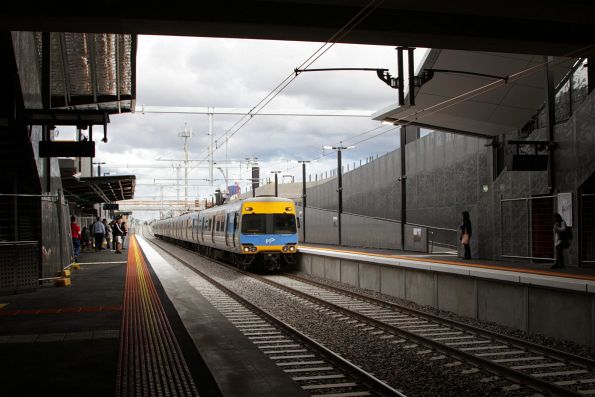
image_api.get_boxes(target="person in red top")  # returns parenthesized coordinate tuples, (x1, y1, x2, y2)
(70, 215, 81, 261)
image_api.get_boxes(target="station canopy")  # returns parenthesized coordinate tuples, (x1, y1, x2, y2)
(60, 160, 135, 212)
(373, 50, 577, 137)
(36, 32, 136, 113)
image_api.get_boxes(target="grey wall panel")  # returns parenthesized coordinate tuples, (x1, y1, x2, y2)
(405, 270, 437, 307)
(303, 89, 595, 262)
(324, 257, 341, 281)
(477, 280, 528, 331)
(358, 262, 380, 292)
(340, 259, 359, 287)
(341, 213, 401, 249)
(528, 287, 593, 346)
(380, 266, 406, 299)
(437, 274, 477, 318)
(305, 207, 338, 245)
(311, 255, 325, 278)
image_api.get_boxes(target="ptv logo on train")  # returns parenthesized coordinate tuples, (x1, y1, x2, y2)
(265, 237, 276, 244)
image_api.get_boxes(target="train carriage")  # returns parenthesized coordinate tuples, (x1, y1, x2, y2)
(152, 197, 298, 270)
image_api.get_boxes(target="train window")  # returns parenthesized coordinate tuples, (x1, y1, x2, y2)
(273, 214, 297, 234)
(241, 214, 266, 234)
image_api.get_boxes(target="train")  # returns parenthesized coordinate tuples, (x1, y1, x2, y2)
(152, 196, 299, 271)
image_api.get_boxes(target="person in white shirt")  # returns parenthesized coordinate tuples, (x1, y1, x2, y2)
(91, 217, 106, 252)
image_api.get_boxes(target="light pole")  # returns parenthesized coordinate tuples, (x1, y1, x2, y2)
(297, 160, 310, 243)
(92, 161, 105, 177)
(271, 171, 281, 197)
(323, 143, 354, 245)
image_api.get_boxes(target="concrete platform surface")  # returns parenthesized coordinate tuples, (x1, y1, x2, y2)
(0, 244, 220, 397)
(136, 235, 308, 397)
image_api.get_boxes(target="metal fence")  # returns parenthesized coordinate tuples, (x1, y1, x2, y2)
(41, 192, 74, 278)
(500, 195, 557, 261)
(581, 193, 595, 265)
(296, 202, 458, 253)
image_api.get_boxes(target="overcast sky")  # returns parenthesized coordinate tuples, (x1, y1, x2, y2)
(70, 35, 426, 218)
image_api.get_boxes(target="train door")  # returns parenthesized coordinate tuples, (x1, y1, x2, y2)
(224, 213, 230, 247)
(233, 212, 239, 247)
(200, 216, 204, 244)
(209, 214, 216, 244)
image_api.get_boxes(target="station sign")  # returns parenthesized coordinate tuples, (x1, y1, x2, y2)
(39, 141, 95, 158)
(103, 203, 119, 210)
(512, 155, 548, 171)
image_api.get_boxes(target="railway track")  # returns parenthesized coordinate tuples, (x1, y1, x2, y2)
(142, 230, 404, 397)
(257, 273, 595, 397)
(144, 229, 595, 396)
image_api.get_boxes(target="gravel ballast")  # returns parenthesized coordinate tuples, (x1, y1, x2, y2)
(148, 238, 541, 397)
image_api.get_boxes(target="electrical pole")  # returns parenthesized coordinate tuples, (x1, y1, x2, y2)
(271, 171, 281, 197)
(298, 161, 310, 243)
(209, 108, 214, 186)
(323, 143, 354, 246)
(178, 124, 192, 205)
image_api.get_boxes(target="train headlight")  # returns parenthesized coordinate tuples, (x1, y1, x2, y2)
(288, 246, 296, 252)
(243, 246, 250, 252)
(282, 246, 288, 252)
(250, 246, 257, 252)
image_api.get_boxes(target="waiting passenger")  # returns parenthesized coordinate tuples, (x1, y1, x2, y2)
(552, 213, 569, 269)
(70, 215, 81, 261)
(121, 222, 128, 250)
(113, 218, 124, 254)
(104, 219, 113, 251)
(460, 211, 472, 260)
(91, 217, 106, 252)
(81, 227, 91, 251)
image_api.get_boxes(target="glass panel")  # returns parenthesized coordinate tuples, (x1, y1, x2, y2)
(273, 213, 297, 234)
(572, 61, 588, 108)
(555, 79, 571, 122)
(241, 214, 267, 234)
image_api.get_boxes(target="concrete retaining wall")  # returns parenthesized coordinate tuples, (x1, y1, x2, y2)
(298, 252, 595, 346)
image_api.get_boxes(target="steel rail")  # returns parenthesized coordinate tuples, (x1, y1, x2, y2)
(143, 232, 405, 397)
(144, 228, 588, 396)
(227, 271, 581, 397)
(283, 273, 595, 371)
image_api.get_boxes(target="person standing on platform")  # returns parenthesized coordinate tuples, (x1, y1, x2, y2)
(70, 215, 81, 261)
(103, 219, 113, 251)
(91, 216, 106, 252)
(113, 217, 124, 254)
(81, 226, 90, 251)
(552, 213, 569, 269)
(460, 211, 472, 259)
(121, 221, 128, 250)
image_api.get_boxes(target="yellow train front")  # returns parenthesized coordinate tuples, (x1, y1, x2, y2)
(153, 197, 298, 271)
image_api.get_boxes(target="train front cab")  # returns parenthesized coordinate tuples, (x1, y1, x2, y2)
(238, 199, 298, 271)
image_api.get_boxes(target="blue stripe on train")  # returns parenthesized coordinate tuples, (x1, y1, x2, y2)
(240, 234, 298, 246)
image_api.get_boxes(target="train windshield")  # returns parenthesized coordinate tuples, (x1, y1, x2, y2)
(273, 213, 296, 234)
(241, 213, 297, 234)
(241, 214, 267, 234)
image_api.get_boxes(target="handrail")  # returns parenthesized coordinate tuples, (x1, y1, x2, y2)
(302, 205, 459, 233)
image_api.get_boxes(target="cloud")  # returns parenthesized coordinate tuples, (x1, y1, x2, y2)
(97, 35, 424, 217)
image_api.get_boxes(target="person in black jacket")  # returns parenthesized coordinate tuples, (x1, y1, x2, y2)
(460, 211, 472, 259)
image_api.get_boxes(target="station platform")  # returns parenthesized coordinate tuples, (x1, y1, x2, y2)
(299, 243, 595, 281)
(297, 243, 595, 347)
(0, 235, 305, 397)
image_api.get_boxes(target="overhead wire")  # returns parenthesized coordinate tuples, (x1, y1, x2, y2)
(275, 45, 595, 177)
(195, 0, 386, 163)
